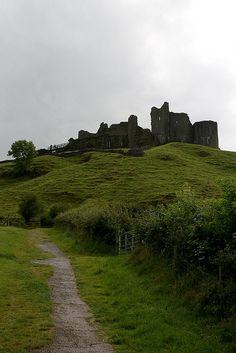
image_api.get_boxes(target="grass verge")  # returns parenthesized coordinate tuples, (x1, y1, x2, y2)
(45, 228, 235, 353)
(0, 227, 52, 353)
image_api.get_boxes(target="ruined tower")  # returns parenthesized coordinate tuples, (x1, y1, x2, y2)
(128, 115, 138, 148)
(193, 121, 219, 148)
(151, 102, 170, 145)
(169, 112, 193, 143)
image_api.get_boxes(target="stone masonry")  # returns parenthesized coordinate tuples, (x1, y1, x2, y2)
(67, 102, 219, 151)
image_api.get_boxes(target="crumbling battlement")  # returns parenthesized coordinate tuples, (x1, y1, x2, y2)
(67, 102, 219, 151)
(151, 102, 218, 148)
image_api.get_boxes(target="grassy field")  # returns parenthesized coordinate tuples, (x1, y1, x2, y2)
(0, 226, 235, 353)
(0, 227, 52, 353)
(45, 228, 236, 353)
(1, 143, 236, 217)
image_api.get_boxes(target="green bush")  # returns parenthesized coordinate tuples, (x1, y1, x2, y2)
(131, 184, 236, 318)
(19, 194, 42, 224)
(40, 213, 54, 227)
(56, 206, 115, 245)
(55, 204, 135, 248)
(49, 203, 68, 220)
(55, 182, 236, 318)
(198, 279, 236, 318)
(40, 203, 68, 228)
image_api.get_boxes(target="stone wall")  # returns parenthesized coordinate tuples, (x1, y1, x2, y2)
(193, 121, 218, 148)
(128, 115, 138, 148)
(169, 113, 193, 143)
(151, 102, 170, 145)
(151, 102, 219, 148)
(67, 102, 219, 152)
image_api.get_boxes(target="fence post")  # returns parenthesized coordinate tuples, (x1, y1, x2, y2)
(118, 234, 121, 255)
(131, 234, 134, 251)
(125, 233, 127, 252)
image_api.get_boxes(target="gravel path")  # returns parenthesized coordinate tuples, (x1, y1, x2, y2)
(32, 241, 115, 353)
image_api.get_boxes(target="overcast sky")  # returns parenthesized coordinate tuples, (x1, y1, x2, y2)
(0, 0, 236, 159)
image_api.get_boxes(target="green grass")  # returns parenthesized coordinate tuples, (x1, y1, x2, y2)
(0, 227, 52, 353)
(45, 228, 236, 353)
(1, 143, 236, 217)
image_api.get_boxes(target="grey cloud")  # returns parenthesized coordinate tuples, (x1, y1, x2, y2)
(0, 0, 235, 159)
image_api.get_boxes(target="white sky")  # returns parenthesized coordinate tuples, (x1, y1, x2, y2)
(0, 0, 236, 159)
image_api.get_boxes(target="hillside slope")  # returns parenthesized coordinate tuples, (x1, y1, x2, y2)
(1, 143, 236, 217)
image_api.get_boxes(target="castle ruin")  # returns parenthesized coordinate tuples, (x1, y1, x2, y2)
(67, 102, 219, 151)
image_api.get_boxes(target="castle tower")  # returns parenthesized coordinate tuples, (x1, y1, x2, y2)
(169, 112, 193, 143)
(151, 102, 170, 145)
(193, 121, 219, 148)
(128, 115, 138, 148)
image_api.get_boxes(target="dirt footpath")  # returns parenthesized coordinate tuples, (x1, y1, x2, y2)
(32, 241, 115, 353)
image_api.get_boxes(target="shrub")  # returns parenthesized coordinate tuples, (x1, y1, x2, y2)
(40, 203, 68, 228)
(49, 203, 68, 220)
(55, 204, 135, 248)
(55, 182, 236, 318)
(40, 213, 54, 227)
(198, 279, 236, 318)
(19, 194, 42, 224)
(55, 206, 115, 245)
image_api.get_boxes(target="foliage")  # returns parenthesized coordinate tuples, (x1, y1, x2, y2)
(40, 203, 68, 228)
(132, 184, 236, 318)
(56, 181, 236, 318)
(49, 203, 68, 219)
(8, 140, 37, 176)
(19, 194, 42, 224)
(40, 213, 54, 228)
(56, 205, 118, 246)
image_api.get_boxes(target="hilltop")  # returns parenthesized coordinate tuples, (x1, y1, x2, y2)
(1, 142, 236, 217)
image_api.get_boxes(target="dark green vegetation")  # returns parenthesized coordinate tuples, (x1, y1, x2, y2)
(19, 193, 42, 224)
(0, 227, 52, 353)
(1, 143, 236, 218)
(45, 228, 236, 353)
(55, 185, 236, 318)
(8, 140, 37, 176)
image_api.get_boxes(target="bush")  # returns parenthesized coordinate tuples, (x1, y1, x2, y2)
(49, 203, 68, 220)
(19, 194, 42, 224)
(198, 279, 236, 318)
(40, 213, 54, 227)
(55, 182, 236, 318)
(40, 203, 68, 228)
(132, 184, 236, 318)
(55, 204, 134, 248)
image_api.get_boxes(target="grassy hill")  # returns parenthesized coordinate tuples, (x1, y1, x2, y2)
(1, 142, 236, 217)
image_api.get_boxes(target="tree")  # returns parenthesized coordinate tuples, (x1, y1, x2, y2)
(8, 140, 37, 175)
(19, 194, 41, 224)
